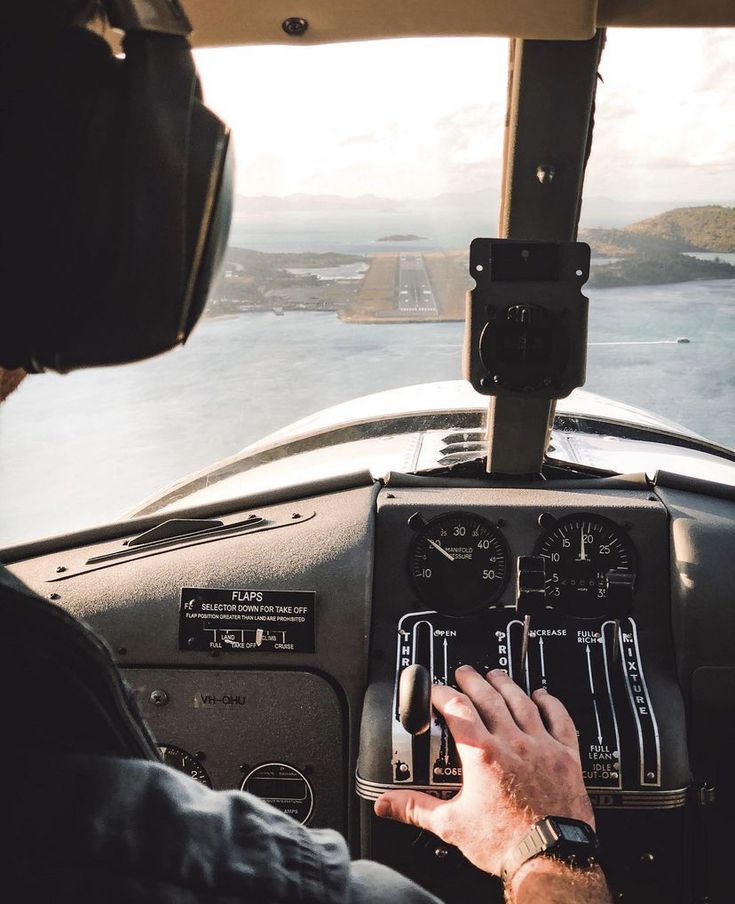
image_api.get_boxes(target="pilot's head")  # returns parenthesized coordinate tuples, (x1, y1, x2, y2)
(0, 0, 232, 392)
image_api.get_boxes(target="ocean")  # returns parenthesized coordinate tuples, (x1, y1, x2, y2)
(0, 264, 733, 546)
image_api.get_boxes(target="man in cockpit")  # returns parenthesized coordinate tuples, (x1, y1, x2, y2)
(0, 3, 612, 902)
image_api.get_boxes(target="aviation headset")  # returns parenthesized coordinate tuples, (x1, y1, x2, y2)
(0, 0, 233, 372)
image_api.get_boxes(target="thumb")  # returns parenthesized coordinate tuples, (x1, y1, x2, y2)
(374, 790, 445, 832)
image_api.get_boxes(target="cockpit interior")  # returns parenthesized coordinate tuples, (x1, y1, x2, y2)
(1, 2, 734, 902)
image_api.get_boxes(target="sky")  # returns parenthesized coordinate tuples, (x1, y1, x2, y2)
(194, 29, 734, 203)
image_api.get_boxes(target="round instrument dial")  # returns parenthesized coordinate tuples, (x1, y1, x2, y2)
(158, 744, 212, 787)
(533, 512, 636, 617)
(408, 511, 510, 615)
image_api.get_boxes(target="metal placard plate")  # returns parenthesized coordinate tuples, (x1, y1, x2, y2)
(179, 587, 316, 653)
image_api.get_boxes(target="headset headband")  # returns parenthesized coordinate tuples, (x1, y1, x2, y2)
(104, 0, 192, 36)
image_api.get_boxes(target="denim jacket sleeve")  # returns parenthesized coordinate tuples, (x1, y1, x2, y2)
(7, 751, 443, 904)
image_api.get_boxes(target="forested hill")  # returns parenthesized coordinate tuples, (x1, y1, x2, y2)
(580, 205, 735, 287)
(626, 206, 735, 253)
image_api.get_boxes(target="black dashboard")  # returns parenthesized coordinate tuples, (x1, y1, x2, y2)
(6, 473, 735, 903)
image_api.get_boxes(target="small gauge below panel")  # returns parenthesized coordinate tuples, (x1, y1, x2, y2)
(241, 762, 314, 825)
(534, 512, 637, 618)
(158, 744, 212, 788)
(407, 511, 510, 616)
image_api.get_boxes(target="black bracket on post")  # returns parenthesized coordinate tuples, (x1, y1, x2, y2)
(463, 238, 590, 474)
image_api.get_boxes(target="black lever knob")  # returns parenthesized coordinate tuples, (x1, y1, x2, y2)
(606, 570, 634, 662)
(398, 664, 432, 735)
(516, 556, 547, 616)
(606, 570, 634, 619)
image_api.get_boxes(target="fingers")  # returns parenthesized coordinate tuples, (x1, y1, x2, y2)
(532, 687, 580, 751)
(454, 665, 517, 734)
(374, 790, 445, 834)
(486, 670, 546, 735)
(430, 683, 493, 748)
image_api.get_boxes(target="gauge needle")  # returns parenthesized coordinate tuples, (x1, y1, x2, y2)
(578, 528, 587, 562)
(427, 538, 455, 561)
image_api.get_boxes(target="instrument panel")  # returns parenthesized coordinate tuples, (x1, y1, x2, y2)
(11, 478, 733, 903)
(358, 485, 690, 903)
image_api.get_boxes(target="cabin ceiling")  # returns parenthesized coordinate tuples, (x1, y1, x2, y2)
(177, 0, 735, 48)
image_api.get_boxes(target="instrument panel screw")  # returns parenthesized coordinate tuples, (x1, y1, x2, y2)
(117, 647, 127, 656)
(49, 593, 61, 600)
(496, 518, 506, 528)
(640, 852, 655, 864)
(55, 565, 67, 573)
(646, 771, 656, 781)
(150, 689, 169, 707)
(292, 512, 301, 519)
(434, 846, 450, 859)
(282, 17, 308, 36)
(398, 763, 409, 774)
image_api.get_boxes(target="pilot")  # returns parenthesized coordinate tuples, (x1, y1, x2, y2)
(0, 3, 612, 902)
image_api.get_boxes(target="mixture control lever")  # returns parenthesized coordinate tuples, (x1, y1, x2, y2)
(606, 570, 634, 662)
(516, 556, 547, 676)
(398, 663, 432, 735)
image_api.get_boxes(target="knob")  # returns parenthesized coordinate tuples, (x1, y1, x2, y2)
(606, 571, 634, 619)
(516, 556, 547, 617)
(398, 664, 432, 735)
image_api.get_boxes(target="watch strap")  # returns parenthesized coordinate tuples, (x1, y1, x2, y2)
(502, 819, 558, 881)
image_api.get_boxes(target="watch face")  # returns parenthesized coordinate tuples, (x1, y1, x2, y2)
(558, 822, 592, 844)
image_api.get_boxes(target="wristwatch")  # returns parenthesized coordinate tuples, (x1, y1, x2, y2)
(501, 816, 599, 882)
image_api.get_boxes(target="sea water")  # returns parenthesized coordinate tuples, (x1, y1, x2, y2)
(0, 279, 733, 545)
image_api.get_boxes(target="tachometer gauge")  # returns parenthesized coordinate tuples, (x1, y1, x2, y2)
(158, 744, 212, 787)
(408, 511, 510, 615)
(534, 512, 636, 618)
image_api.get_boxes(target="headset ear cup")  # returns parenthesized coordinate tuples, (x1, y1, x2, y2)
(0, 27, 123, 371)
(0, 27, 232, 373)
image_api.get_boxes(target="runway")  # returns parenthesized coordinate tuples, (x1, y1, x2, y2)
(397, 254, 438, 314)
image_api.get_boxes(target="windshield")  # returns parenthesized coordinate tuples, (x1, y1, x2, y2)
(0, 30, 733, 544)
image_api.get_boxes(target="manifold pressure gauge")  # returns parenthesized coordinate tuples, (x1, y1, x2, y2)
(408, 511, 510, 616)
(534, 512, 636, 618)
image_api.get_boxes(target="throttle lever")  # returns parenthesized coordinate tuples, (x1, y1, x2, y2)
(398, 663, 432, 735)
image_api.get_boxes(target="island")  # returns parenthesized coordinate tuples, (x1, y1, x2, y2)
(588, 251, 735, 288)
(376, 234, 428, 242)
(582, 205, 735, 287)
